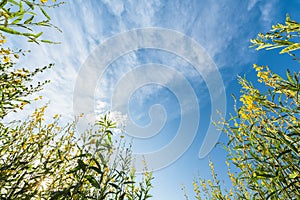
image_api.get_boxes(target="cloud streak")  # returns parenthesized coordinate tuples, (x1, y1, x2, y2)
(5, 0, 278, 121)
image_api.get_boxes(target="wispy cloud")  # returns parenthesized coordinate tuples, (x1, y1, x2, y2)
(5, 0, 278, 122)
(248, 0, 261, 11)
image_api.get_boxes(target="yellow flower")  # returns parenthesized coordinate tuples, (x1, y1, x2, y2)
(0, 38, 6, 44)
(145, 171, 150, 178)
(134, 187, 139, 193)
(286, 90, 296, 98)
(40, 105, 46, 112)
(34, 96, 42, 101)
(291, 116, 297, 124)
(40, 0, 48, 3)
(192, 181, 199, 192)
(53, 114, 59, 119)
(2, 48, 10, 54)
(3, 56, 9, 63)
(253, 64, 263, 71)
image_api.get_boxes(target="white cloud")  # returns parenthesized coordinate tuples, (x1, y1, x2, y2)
(259, 2, 275, 24)
(248, 0, 261, 11)
(5, 0, 278, 122)
(102, 0, 125, 16)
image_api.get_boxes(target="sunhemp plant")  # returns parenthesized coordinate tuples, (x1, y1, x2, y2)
(0, 106, 154, 199)
(0, 0, 65, 118)
(187, 14, 300, 200)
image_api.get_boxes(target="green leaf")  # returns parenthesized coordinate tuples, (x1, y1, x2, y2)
(105, 129, 113, 135)
(255, 172, 275, 179)
(272, 39, 293, 46)
(50, 190, 71, 200)
(280, 43, 300, 54)
(24, 15, 34, 24)
(286, 69, 295, 84)
(91, 157, 101, 169)
(11, 14, 24, 24)
(19, 0, 23, 12)
(124, 181, 135, 184)
(109, 182, 120, 189)
(107, 132, 112, 143)
(40, 7, 51, 20)
(77, 159, 86, 171)
(34, 32, 43, 38)
(40, 39, 60, 44)
(86, 175, 101, 189)
(89, 166, 102, 174)
(0, 0, 7, 8)
(24, 0, 34, 10)
(232, 145, 242, 150)
(0, 25, 22, 35)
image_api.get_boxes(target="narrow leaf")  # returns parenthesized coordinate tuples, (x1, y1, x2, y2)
(280, 43, 300, 54)
(40, 7, 51, 20)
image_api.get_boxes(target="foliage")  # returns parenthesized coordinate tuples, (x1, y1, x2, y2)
(251, 14, 300, 60)
(222, 65, 300, 199)
(0, 0, 64, 119)
(188, 14, 300, 200)
(50, 114, 153, 200)
(125, 165, 153, 200)
(0, 0, 64, 43)
(0, 106, 77, 199)
(0, 39, 52, 119)
(183, 160, 249, 200)
(0, 107, 153, 199)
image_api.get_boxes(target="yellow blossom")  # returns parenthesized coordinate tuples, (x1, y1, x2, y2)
(47, 123, 54, 129)
(134, 187, 139, 193)
(53, 114, 59, 119)
(0, 38, 6, 44)
(3, 56, 9, 63)
(253, 64, 263, 71)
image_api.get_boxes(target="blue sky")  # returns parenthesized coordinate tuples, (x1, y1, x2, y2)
(7, 0, 300, 199)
